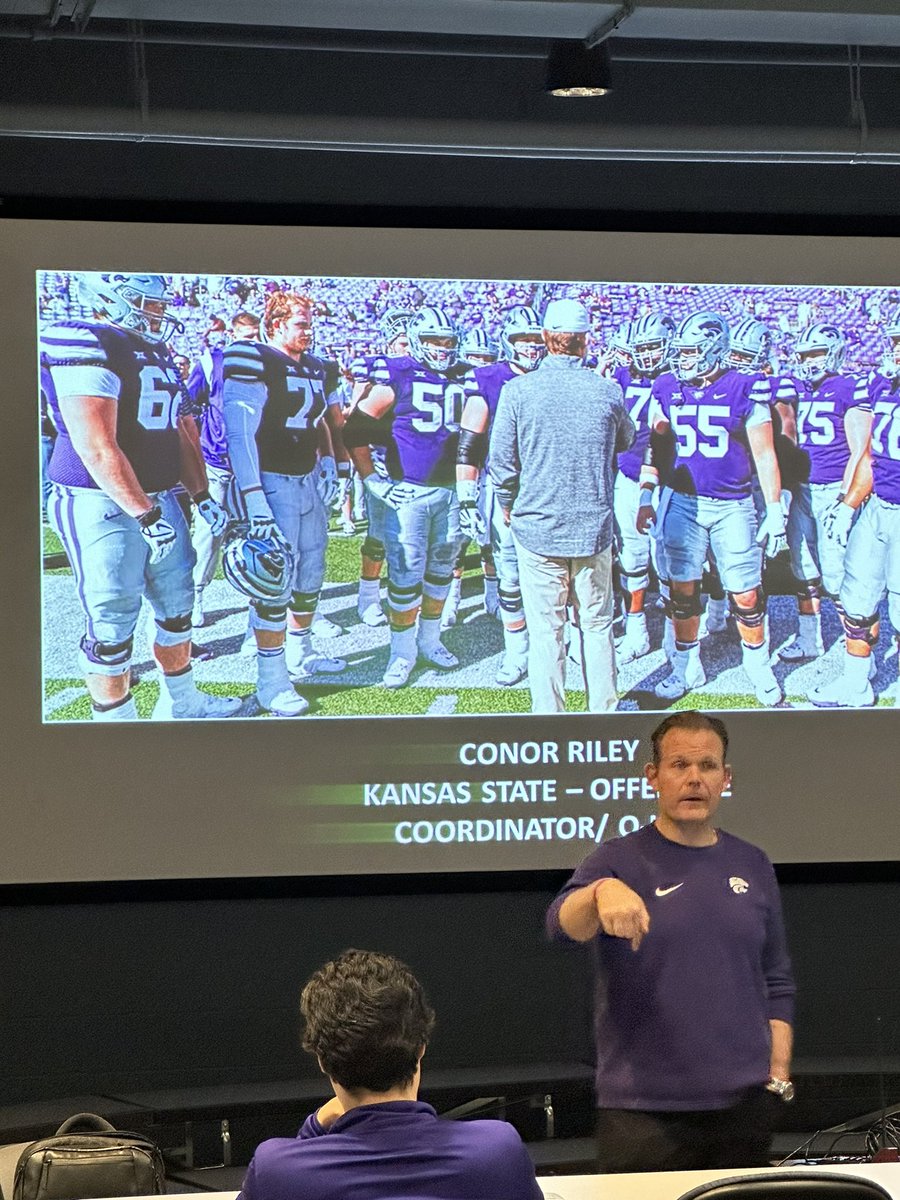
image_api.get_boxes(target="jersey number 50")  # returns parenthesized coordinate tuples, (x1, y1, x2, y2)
(411, 382, 466, 433)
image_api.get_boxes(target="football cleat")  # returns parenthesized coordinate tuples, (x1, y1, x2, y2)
(383, 655, 415, 689)
(358, 600, 388, 627)
(617, 616, 650, 664)
(419, 642, 459, 670)
(496, 654, 528, 687)
(288, 653, 347, 679)
(745, 663, 783, 706)
(152, 689, 243, 720)
(778, 636, 822, 662)
(655, 648, 706, 700)
(256, 683, 310, 717)
(311, 615, 342, 639)
(808, 675, 875, 708)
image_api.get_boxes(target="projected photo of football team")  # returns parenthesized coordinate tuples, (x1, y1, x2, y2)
(38, 270, 900, 721)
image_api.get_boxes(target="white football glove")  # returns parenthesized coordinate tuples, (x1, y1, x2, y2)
(456, 478, 486, 543)
(194, 491, 229, 538)
(756, 501, 788, 559)
(315, 455, 339, 508)
(137, 505, 177, 564)
(364, 475, 416, 511)
(823, 499, 855, 549)
(244, 489, 291, 552)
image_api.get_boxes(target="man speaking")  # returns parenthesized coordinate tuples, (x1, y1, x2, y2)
(547, 711, 795, 1172)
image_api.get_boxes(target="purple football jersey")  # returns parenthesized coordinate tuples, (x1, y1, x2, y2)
(468, 360, 517, 467)
(40, 321, 183, 493)
(614, 364, 660, 482)
(794, 371, 868, 486)
(655, 368, 773, 500)
(863, 370, 900, 505)
(381, 356, 474, 486)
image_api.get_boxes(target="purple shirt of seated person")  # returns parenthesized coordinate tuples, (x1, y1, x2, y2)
(238, 949, 542, 1200)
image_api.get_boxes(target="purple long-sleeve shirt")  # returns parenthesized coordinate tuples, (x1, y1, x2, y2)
(547, 823, 795, 1111)
(238, 1101, 543, 1200)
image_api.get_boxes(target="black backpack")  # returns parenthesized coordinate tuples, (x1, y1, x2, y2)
(13, 1113, 165, 1200)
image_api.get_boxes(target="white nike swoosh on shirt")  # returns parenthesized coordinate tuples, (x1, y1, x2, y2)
(655, 883, 684, 897)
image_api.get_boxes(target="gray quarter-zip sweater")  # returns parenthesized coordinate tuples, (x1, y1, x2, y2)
(489, 353, 634, 557)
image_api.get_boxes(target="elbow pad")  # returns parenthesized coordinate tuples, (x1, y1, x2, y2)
(457, 428, 487, 468)
(344, 409, 392, 449)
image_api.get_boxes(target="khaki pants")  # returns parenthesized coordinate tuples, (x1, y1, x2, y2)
(514, 539, 617, 714)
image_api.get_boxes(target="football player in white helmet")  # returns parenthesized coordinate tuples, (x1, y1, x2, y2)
(460, 327, 500, 368)
(638, 312, 787, 707)
(41, 272, 239, 721)
(456, 305, 546, 684)
(345, 305, 473, 690)
(223, 290, 348, 717)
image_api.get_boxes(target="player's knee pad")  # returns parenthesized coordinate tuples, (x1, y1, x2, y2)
(252, 601, 288, 632)
(79, 634, 133, 676)
(668, 589, 703, 623)
(423, 570, 453, 603)
(154, 613, 193, 647)
(289, 590, 319, 617)
(361, 537, 385, 563)
(620, 564, 650, 594)
(843, 611, 879, 646)
(498, 585, 523, 615)
(387, 580, 422, 614)
(729, 590, 767, 628)
(794, 576, 823, 602)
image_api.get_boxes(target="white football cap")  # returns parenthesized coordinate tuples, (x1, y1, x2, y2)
(542, 298, 591, 334)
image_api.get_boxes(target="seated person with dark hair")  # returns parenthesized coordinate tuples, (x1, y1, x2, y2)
(238, 949, 542, 1200)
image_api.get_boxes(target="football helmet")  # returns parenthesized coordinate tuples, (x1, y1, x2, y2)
(881, 304, 900, 377)
(727, 317, 774, 373)
(222, 534, 292, 604)
(407, 306, 459, 372)
(500, 306, 545, 370)
(609, 321, 634, 370)
(380, 308, 413, 353)
(461, 327, 499, 366)
(794, 323, 846, 384)
(630, 313, 675, 375)
(78, 272, 182, 343)
(672, 312, 730, 384)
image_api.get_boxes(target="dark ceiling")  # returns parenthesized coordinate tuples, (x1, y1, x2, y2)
(1, 1, 898, 223)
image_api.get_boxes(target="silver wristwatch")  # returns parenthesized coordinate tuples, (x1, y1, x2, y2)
(766, 1077, 795, 1103)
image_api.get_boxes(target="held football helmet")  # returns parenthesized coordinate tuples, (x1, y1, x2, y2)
(881, 304, 900, 377)
(727, 317, 774, 373)
(380, 308, 413, 353)
(460, 327, 499, 366)
(407, 306, 459, 372)
(609, 321, 634, 370)
(78, 272, 182, 343)
(500, 305, 545, 370)
(629, 312, 675, 376)
(672, 312, 730, 384)
(222, 534, 292, 604)
(794, 323, 846, 384)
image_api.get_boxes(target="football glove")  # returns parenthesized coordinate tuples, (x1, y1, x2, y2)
(456, 478, 486, 543)
(756, 501, 788, 559)
(243, 488, 292, 553)
(194, 490, 229, 538)
(823, 499, 855, 548)
(137, 505, 177, 564)
(315, 455, 340, 508)
(364, 475, 416, 511)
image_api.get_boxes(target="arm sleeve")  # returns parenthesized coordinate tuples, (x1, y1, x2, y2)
(760, 857, 796, 1024)
(545, 844, 619, 943)
(223, 377, 266, 492)
(488, 391, 519, 510)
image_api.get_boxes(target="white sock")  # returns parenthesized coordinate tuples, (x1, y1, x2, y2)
(162, 666, 198, 703)
(503, 625, 528, 660)
(625, 612, 647, 635)
(798, 612, 822, 649)
(484, 576, 499, 604)
(358, 578, 381, 606)
(418, 616, 443, 653)
(286, 629, 313, 668)
(92, 693, 138, 721)
(391, 625, 418, 661)
(846, 652, 872, 687)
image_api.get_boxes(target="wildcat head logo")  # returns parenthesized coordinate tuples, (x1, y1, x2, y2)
(729, 876, 749, 894)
